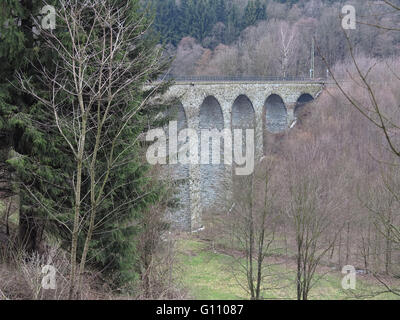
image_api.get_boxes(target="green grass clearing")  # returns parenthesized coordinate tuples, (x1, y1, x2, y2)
(176, 237, 400, 300)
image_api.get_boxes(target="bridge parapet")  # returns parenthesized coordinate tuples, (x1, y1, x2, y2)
(159, 74, 326, 83)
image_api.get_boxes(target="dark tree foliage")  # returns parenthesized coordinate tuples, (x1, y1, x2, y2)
(0, 0, 62, 251)
(1, 0, 171, 289)
(242, 0, 267, 29)
(147, 0, 267, 46)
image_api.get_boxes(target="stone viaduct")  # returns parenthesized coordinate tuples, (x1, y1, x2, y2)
(158, 78, 325, 232)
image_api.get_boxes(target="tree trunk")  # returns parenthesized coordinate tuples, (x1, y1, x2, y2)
(18, 204, 38, 253)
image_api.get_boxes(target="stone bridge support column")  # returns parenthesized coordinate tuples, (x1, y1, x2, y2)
(219, 98, 234, 210)
(181, 97, 202, 231)
(251, 94, 266, 161)
(281, 93, 299, 126)
(286, 103, 296, 125)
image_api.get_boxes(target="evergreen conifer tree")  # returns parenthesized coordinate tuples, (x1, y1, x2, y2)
(0, 0, 62, 252)
(2, 0, 171, 292)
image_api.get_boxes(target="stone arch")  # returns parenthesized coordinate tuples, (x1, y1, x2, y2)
(264, 94, 288, 133)
(166, 101, 191, 231)
(295, 93, 314, 117)
(232, 95, 255, 129)
(170, 100, 188, 130)
(199, 95, 225, 215)
(165, 100, 188, 158)
(200, 95, 224, 130)
(231, 95, 255, 192)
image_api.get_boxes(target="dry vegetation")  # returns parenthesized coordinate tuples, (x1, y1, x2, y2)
(200, 57, 400, 299)
(279, 57, 400, 282)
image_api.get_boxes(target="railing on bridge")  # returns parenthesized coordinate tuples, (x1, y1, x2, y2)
(158, 74, 327, 83)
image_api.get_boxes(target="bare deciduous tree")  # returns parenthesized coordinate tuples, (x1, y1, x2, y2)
(214, 157, 285, 300)
(285, 143, 343, 300)
(18, 0, 167, 299)
(276, 21, 298, 78)
(320, 0, 400, 296)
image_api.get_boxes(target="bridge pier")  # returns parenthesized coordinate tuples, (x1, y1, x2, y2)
(253, 101, 265, 161)
(221, 98, 234, 221)
(286, 103, 296, 126)
(180, 97, 203, 231)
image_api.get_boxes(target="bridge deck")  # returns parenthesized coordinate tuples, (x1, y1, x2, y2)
(158, 75, 327, 84)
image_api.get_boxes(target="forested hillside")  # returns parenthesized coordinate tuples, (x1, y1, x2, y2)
(147, 0, 267, 45)
(147, 0, 336, 45)
(145, 0, 400, 77)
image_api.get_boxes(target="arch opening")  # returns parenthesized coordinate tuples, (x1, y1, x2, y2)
(200, 96, 224, 130)
(295, 93, 314, 117)
(232, 95, 255, 129)
(199, 96, 225, 215)
(264, 94, 288, 133)
(232, 95, 255, 192)
(165, 101, 188, 163)
(167, 101, 187, 131)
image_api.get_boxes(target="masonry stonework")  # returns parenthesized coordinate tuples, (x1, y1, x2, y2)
(163, 81, 324, 231)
